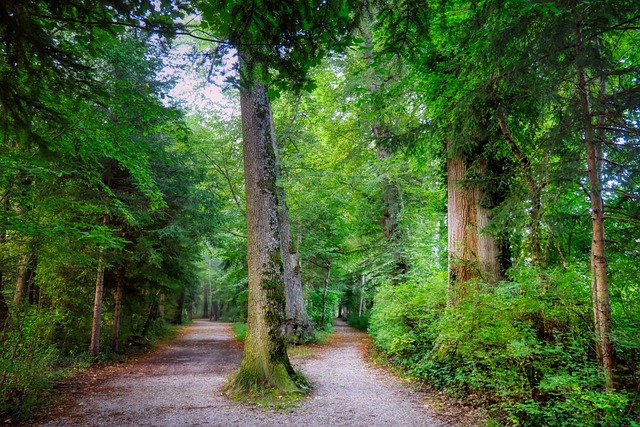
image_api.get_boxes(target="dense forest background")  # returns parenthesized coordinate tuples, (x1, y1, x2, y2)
(2, 1, 640, 425)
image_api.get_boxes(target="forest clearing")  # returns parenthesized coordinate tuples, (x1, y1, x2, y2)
(2, 1, 640, 426)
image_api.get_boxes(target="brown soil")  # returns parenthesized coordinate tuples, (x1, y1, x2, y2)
(27, 319, 482, 427)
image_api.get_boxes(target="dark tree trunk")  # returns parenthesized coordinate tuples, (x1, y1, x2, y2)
(174, 287, 185, 325)
(0, 268, 7, 331)
(203, 284, 210, 319)
(141, 299, 158, 337)
(211, 300, 220, 321)
(111, 267, 125, 352)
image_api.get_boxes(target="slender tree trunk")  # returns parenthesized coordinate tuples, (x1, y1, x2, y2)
(141, 299, 158, 337)
(211, 300, 219, 321)
(174, 287, 185, 324)
(447, 144, 480, 306)
(0, 269, 7, 331)
(13, 252, 33, 307)
(376, 146, 408, 281)
(158, 293, 165, 319)
(496, 106, 544, 266)
(275, 160, 313, 342)
(361, 15, 407, 282)
(203, 284, 210, 319)
(572, 3, 614, 389)
(228, 57, 297, 395)
(358, 275, 365, 321)
(111, 268, 125, 352)
(321, 265, 331, 329)
(90, 214, 109, 356)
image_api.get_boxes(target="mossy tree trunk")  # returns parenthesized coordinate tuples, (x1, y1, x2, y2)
(228, 56, 298, 395)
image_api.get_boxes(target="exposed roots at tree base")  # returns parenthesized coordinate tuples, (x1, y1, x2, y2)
(225, 364, 312, 407)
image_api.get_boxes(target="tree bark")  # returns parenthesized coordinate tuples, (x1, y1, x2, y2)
(174, 287, 185, 324)
(0, 268, 7, 331)
(358, 275, 365, 321)
(447, 144, 480, 307)
(211, 300, 219, 321)
(376, 146, 408, 281)
(475, 159, 504, 283)
(13, 252, 34, 307)
(111, 267, 125, 352)
(227, 58, 297, 394)
(203, 284, 210, 319)
(90, 214, 109, 356)
(321, 264, 331, 329)
(496, 106, 544, 266)
(274, 147, 314, 343)
(571, 3, 615, 389)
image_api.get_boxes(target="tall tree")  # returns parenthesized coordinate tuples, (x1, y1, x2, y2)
(198, 0, 359, 394)
(232, 64, 297, 391)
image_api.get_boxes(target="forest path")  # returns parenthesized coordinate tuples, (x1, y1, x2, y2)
(34, 319, 453, 427)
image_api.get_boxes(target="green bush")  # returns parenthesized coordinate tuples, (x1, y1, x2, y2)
(307, 289, 340, 330)
(231, 322, 247, 341)
(369, 267, 640, 426)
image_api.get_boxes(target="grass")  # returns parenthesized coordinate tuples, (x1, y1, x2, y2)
(231, 322, 247, 341)
(313, 330, 332, 345)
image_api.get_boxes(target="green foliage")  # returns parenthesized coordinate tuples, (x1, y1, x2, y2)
(370, 268, 639, 426)
(307, 289, 341, 330)
(232, 322, 247, 341)
(0, 309, 81, 420)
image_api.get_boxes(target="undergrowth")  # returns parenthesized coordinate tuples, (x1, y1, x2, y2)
(232, 322, 247, 341)
(369, 267, 640, 426)
(0, 312, 177, 422)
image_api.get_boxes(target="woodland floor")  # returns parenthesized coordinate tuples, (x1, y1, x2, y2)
(27, 319, 482, 427)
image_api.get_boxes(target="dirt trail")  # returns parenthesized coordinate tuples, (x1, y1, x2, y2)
(33, 319, 453, 427)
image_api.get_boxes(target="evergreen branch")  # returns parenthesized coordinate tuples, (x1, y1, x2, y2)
(604, 209, 640, 221)
(603, 216, 639, 224)
(602, 188, 639, 200)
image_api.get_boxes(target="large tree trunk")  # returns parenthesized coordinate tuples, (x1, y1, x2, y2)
(475, 159, 504, 283)
(447, 145, 480, 307)
(90, 215, 109, 356)
(111, 267, 125, 352)
(572, 4, 615, 388)
(227, 60, 297, 395)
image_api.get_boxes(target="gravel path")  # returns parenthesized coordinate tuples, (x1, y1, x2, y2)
(34, 319, 449, 427)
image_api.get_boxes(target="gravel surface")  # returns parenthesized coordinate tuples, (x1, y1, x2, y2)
(33, 319, 451, 427)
